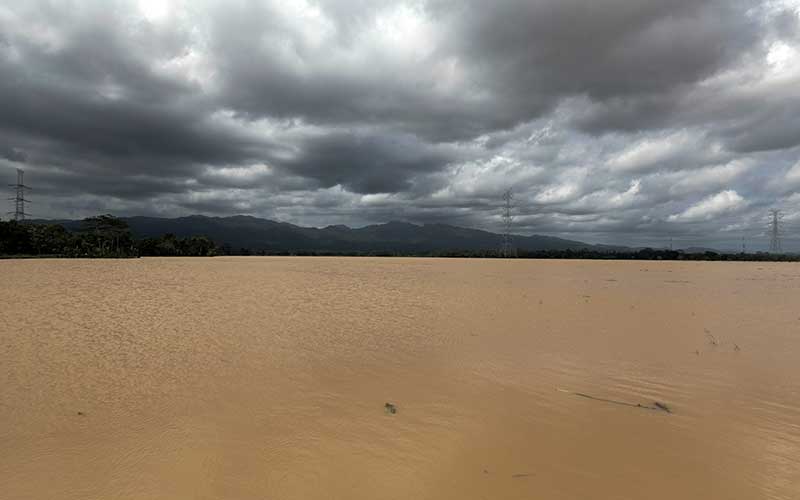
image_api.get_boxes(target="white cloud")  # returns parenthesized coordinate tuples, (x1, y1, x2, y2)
(138, 0, 172, 23)
(668, 190, 746, 222)
(668, 159, 752, 194)
(787, 160, 800, 183)
(608, 179, 642, 207)
(607, 133, 690, 172)
(535, 184, 577, 203)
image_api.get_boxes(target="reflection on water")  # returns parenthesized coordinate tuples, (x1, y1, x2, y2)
(1, 257, 799, 499)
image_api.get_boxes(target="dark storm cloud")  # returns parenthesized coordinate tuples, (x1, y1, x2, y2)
(203, 0, 528, 142)
(724, 100, 800, 153)
(0, 0, 799, 249)
(0, 145, 27, 163)
(438, 0, 758, 96)
(205, 0, 765, 140)
(0, 85, 256, 169)
(277, 131, 462, 193)
(0, 21, 270, 174)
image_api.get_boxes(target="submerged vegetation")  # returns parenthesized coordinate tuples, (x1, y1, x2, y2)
(0, 215, 216, 258)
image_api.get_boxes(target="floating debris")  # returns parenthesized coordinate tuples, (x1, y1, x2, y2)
(384, 402, 397, 415)
(511, 473, 534, 478)
(558, 388, 673, 414)
(77, 411, 84, 416)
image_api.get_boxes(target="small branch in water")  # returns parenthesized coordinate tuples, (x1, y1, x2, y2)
(511, 473, 534, 478)
(653, 402, 671, 413)
(558, 388, 672, 414)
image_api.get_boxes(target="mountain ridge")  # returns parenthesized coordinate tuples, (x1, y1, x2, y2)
(30, 214, 615, 253)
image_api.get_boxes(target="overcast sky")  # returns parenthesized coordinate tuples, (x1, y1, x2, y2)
(2, 0, 800, 249)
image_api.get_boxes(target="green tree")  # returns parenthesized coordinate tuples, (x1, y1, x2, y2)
(0, 220, 33, 255)
(28, 224, 72, 255)
(79, 214, 135, 257)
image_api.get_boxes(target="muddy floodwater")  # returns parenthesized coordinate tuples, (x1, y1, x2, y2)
(1, 257, 799, 499)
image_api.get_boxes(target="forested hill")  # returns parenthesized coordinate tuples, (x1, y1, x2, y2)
(34, 215, 601, 254)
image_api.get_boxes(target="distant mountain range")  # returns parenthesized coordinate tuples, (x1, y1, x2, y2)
(36, 215, 626, 254)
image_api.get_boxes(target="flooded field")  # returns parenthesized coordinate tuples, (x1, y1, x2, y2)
(1, 257, 799, 499)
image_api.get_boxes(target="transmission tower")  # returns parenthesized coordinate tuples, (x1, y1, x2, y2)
(8, 168, 31, 221)
(768, 209, 783, 253)
(500, 188, 516, 258)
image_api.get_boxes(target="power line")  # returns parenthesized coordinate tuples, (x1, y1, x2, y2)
(500, 188, 516, 258)
(768, 209, 783, 253)
(8, 168, 31, 221)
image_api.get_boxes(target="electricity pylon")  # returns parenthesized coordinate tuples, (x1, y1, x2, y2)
(768, 209, 783, 253)
(8, 169, 31, 221)
(500, 188, 516, 258)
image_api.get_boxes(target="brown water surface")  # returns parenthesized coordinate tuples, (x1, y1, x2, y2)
(1, 258, 799, 499)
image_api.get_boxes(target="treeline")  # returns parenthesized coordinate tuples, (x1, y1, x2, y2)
(436, 248, 800, 261)
(0, 215, 216, 258)
(216, 247, 800, 261)
(138, 234, 216, 257)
